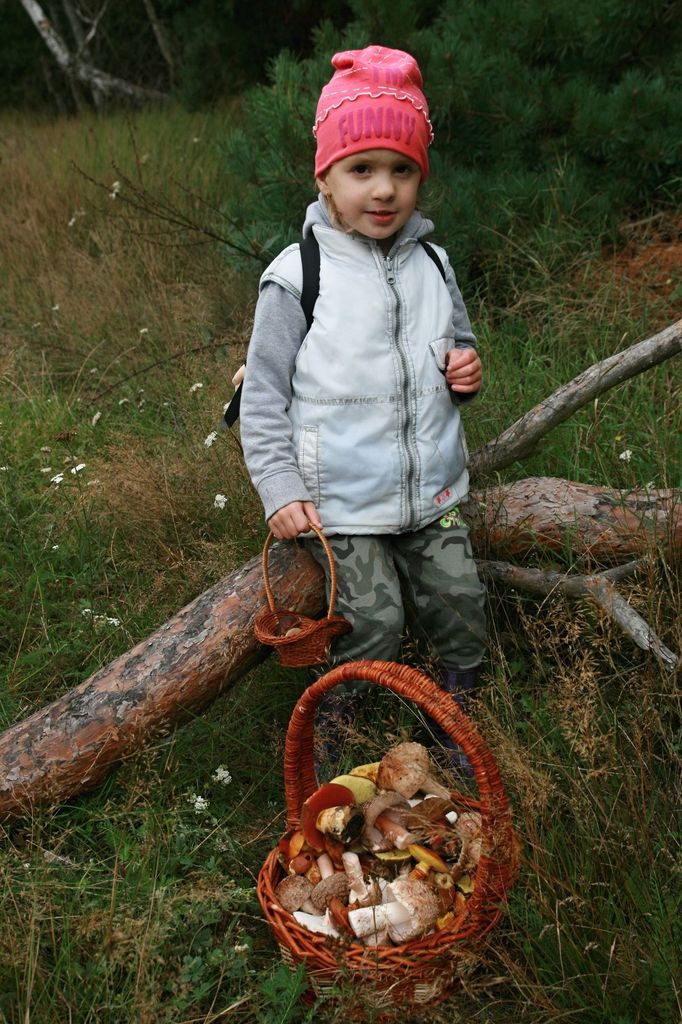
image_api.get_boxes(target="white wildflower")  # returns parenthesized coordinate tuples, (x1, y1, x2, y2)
(70, 463, 86, 475)
(233, 943, 249, 954)
(204, 430, 218, 448)
(40, 467, 53, 474)
(50, 473, 64, 485)
(43, 849, 77, 867)
(118, 398, 130, 406)
(91, 411, 102, 426)
(619, 449, 633, 462)
(0, 466, 7, 472)
(51, 544, 59, 550)
(192, 136, 201, 143)
(190, 382, 204, 393)
(212, 766, 232, 785)
(51, 304, 60, 312)
(40, 445, 52, 453)
(139, 327, 149, 335)
(89, 367, 98, 374)
(68, 215, 77, 227)
(109, 180, 121, 200)
(213, 493, 228, 510)
(82, 608, 93, 617)
(68, 208, 85, 227)
(189, 794, 209, 815)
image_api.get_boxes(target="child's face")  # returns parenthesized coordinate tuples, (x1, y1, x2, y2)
(316, 149, 420, 248)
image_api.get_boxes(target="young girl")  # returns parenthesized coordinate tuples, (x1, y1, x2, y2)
(240, 45, 487, 759)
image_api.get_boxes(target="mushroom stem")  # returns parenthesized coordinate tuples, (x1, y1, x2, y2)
(373, 813, 417, 850)
(316, 853, 334, 880)
(347, 901, 411, 940)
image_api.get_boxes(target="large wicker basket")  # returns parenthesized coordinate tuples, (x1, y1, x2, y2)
(257, 660, 518, 1013)
(253, 523, 352, 667)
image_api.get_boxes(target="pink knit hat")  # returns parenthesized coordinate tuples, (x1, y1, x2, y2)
(313, 45, 434, 181)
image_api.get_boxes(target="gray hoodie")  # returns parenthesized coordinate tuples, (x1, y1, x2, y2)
(240, 197, 478, 528)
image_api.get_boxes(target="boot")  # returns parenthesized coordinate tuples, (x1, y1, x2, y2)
(426, 666, 480, 777)
(314, 687, 360, 781)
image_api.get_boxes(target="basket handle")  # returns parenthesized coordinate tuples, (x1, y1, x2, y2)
(283, 660, 516, 914)
(261, 522, 340, 620)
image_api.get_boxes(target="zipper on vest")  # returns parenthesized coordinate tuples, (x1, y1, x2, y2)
(383, 254, 419, 530)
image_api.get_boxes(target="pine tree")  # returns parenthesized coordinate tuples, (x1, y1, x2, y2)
(219, 0, 682, 291)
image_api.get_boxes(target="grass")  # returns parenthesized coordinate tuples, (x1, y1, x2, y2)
(0, 106, 680, 1023)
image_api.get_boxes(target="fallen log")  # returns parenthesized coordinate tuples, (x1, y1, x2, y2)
(463, 478, 681, 561)
(1, 479, 679, 819)
(0, 542, 324, 820)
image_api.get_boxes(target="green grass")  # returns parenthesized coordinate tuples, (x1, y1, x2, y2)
(0, 107, 680, 1023)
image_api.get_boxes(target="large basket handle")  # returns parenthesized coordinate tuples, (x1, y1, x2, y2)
(283, 660, 516, 915)
(262, 522, 339, 619)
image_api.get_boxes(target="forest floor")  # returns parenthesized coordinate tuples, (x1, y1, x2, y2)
(0, 109, 679, 1024)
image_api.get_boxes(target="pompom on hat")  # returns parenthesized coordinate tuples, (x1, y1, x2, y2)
(313, 45, 434, 181)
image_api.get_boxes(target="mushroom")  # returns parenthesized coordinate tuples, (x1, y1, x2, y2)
(301, 782, 355, 849)
(347, 877, 439, 944)
(452, 811, 483, 875)
(316, 804, 364, 844)
(347, 900, 411, 941)
(383, 878, 440, 944)
(377, 743, 451, 800)
(275, 875, 319, 916)
(293, 909, 340, 937)
(310, 873, 350, 912)
(316, 853, 335, 880)
(362, 792, 417, 851)
(342, 852, 382, 907)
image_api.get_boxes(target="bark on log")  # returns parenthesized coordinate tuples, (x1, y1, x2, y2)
(0, 544, 324, 820)
(464, 478, 681, 561)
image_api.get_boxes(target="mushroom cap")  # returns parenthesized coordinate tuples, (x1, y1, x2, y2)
(362, 791, 410, 829)
(385, 877, 440, 943)
(376, 742, 431, 799)
(276, 874, 315, 913)
(311, 873, 350, 910)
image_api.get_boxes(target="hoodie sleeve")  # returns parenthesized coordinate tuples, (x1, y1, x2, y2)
(240, 281, 311, 522)
(443, 255, 480, 404)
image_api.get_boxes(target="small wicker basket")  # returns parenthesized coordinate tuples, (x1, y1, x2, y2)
(253, 523, 352, 667)
(257, 660, 518, 1013)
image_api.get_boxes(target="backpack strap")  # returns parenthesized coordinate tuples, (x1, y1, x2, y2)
(419, 239, 447, 283)
(299, 231, 321, 332)
(224, 234, 445, 429)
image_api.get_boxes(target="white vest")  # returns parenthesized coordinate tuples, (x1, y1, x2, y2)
(260, 224, 469, 534)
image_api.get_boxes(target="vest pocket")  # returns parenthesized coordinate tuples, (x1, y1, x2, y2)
(429, 338, 454, 373)
(298, 425, 321, 506)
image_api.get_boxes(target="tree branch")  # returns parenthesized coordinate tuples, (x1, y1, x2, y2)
(478, 558, 678, 672)
(471, 319, 682, 478)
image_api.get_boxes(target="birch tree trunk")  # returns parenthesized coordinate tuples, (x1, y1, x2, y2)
(20, 0, 169, 105)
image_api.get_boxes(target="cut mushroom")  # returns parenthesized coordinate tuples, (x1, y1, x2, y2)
(377, 742, 451, 800)
(347, 900, 411, 940)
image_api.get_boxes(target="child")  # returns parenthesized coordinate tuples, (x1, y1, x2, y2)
(240, 45, 487, 761)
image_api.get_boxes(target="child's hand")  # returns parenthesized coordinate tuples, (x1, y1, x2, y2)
(268, 501, 322, 541)
(445, 348, 482, 393)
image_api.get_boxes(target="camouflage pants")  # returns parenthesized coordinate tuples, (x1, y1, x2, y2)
(303, 507, 486, 674)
